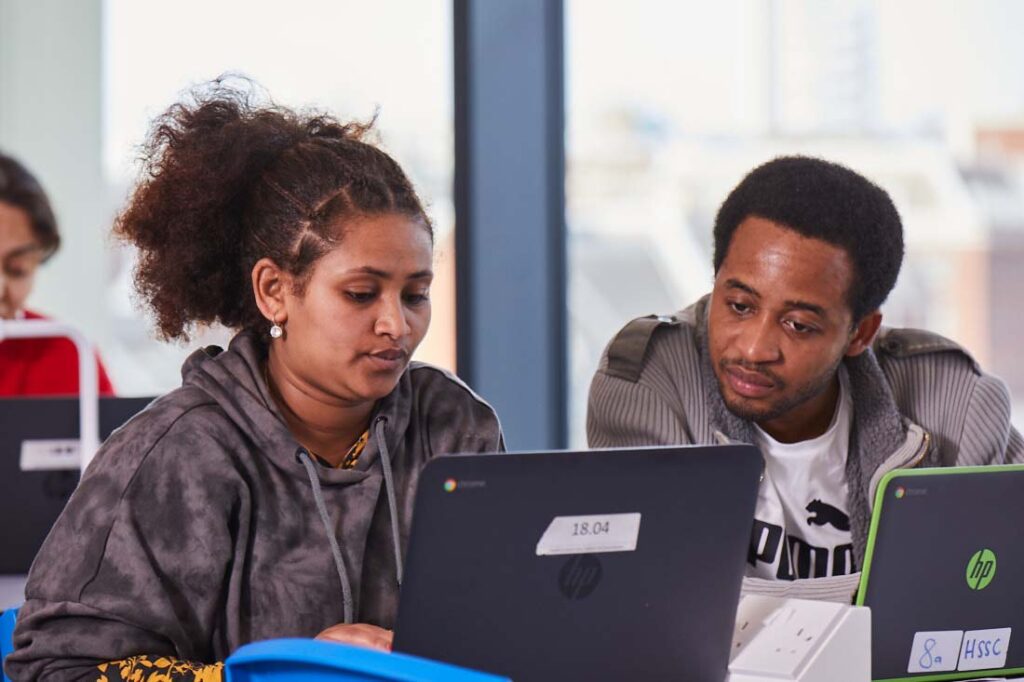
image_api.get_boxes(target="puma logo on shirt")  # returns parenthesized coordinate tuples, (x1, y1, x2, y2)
(805, 499, 850, 531)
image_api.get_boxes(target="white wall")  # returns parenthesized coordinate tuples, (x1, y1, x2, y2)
(0, 0, 109, 349)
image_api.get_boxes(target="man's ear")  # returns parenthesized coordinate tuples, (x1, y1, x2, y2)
(845, 310, 882, 357)
(252, 257, 291, 325)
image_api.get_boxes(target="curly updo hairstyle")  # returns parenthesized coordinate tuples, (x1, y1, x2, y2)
(115, 80, 432, 341)
(0, 152, 60, 259)
(712, 156, 904, 322)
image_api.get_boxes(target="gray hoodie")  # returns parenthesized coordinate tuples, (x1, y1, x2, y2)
(7, 332, 503, 681)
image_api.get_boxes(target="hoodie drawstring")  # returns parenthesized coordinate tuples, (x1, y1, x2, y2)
(296, 416, 404, 625)
(374, 416, 404, 587)
(298, 449, 355, 624)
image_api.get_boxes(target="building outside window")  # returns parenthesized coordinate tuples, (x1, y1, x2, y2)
(567, 0, 1024, 445)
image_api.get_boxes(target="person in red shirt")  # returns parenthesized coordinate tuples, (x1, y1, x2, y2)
(0, 152, 114, 396)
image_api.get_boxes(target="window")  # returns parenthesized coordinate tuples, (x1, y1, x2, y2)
(4, 0, 454, 395)
(567, 0, 1024, 444)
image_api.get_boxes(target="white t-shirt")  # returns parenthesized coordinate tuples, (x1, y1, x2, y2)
(746, 368, 856, 580)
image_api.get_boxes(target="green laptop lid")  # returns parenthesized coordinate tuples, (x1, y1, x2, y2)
(857, 464, 1024, 682)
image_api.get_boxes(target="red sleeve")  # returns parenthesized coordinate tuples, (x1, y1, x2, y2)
(98, 354, 116, 396)
(0, 311, 116, 396)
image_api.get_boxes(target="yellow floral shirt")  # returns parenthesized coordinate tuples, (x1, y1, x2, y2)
(311, 429, 370, 469)
(97, 656, 223, 682)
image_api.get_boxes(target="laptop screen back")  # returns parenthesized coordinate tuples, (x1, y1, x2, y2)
(0, 396, 153, 573)
(857, 465, 1024, 681)
(394, 445, 763, 682)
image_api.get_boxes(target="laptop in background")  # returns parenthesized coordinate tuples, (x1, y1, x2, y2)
(856, 464, 1024, 681)
(0, 396, 153, 573)
(394, 445, 763, 682)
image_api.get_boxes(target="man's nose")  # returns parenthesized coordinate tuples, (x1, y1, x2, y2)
(735, 316, 782, 364)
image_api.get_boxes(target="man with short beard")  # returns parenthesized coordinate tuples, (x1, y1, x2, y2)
(587, 156, 1023, 583)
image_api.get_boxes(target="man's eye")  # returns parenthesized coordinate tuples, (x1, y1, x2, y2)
(346, 291, 375, 303)
(728, 301, 751, 314)
(786, 319, 815, 334)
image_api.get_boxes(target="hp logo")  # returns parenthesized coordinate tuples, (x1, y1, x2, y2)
(965, 549, 997, 591)
(558, 555, 603, 600)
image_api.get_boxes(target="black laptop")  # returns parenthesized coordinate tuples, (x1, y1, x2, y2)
(393, 445, 763, 682)
(856, 464, 1024, 681)
(0, 396, 153, 573)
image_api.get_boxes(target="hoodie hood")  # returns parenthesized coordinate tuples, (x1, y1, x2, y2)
(179, 331, 416, 622)
(180, 331, 413, 488)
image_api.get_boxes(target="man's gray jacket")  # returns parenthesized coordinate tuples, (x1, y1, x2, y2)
(588, 296, 1024, 568)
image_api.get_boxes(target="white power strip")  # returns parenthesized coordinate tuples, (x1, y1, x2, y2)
(728, 594, 871, 682)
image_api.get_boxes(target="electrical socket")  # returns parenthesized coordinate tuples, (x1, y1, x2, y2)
(729, 594, 871, 681)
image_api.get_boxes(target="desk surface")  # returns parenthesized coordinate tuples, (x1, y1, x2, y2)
(0, 576, 1017, 681)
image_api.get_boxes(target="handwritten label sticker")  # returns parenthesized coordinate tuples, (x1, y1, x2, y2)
(907, 631, 963, 673)
(20, 439, 81, 471)
(958, 628, 1010, 672)
(535, 513, 641, 556)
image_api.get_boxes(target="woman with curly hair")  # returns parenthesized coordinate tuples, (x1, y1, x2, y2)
(7, 82, 504, 682)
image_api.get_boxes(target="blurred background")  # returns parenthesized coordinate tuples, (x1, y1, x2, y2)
(2, 0, 1023, 448)
(567, 0, 1024, 444)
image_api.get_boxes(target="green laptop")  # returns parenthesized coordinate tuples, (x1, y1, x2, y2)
(856, 464, 1024, 682)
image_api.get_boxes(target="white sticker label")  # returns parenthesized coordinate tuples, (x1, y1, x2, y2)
(907, 630, 963, 673)
(958, 628, 1011, 672)
(19, 439, 81, 471)
(535, 513, 641, 556)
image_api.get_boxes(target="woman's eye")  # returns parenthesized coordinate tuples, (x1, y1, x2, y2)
(404, 292, 430, 305)
(346, 291, 375, 303)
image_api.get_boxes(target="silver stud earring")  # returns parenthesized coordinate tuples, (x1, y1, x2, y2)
(269, 321, 283, 339)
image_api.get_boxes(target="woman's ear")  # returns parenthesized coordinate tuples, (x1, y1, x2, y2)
(252, 257, 291, 325)
(845, 310, 882, 357)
